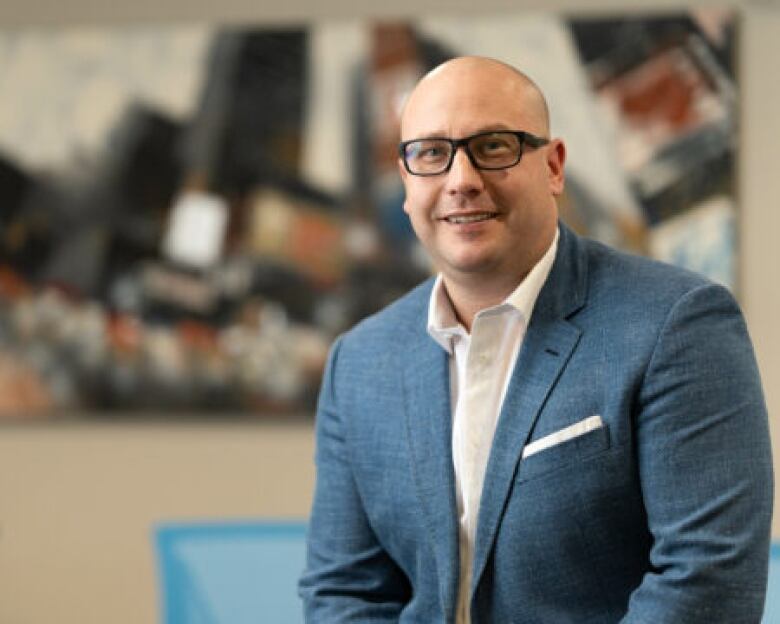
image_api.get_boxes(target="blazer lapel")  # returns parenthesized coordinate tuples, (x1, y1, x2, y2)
(471, 223, 588, 594)
(402, 311, 460, 621)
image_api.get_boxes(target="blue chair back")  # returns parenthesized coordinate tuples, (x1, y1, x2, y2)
(764, 543, 780, 624)
(154, 521, 306, 624)
(153, 527, 776, 624)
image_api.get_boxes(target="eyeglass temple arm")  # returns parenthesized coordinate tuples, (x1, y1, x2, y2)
(522, 132, 549, 148)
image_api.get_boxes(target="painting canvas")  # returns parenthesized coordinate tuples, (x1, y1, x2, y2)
(0, 10, 738, 417)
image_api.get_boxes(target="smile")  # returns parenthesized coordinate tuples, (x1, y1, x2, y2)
(443, 212, 498, 224)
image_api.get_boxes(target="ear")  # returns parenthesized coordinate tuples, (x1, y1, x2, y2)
(397, 157, 408, 182)
(398, 158, 411, 215)
(546, 139, 566, 196)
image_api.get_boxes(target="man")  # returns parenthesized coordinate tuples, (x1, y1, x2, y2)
(299, 56, 773, 623)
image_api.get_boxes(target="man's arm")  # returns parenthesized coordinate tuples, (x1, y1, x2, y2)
(621, 282, 773, 623)
(299, 337, 411, 622)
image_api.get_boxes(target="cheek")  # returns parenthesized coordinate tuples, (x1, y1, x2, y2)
(405, 205, 432, 240)
(501, 177, 548, 213)
(402, 185, 437, 221)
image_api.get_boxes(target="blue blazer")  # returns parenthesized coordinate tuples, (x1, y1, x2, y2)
(300, 223, 773, 623)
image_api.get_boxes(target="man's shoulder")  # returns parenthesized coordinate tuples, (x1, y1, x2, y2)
(548, 226, 741, 334)
(339, 277, 434, 350)
(578, 234, 722, 306)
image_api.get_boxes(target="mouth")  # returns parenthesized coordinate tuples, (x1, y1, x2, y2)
(441, 212, 498, 225)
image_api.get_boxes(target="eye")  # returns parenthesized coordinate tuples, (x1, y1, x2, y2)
(408, 140, 450, 162)
(420, 146, 444, 159)
(473, 135, 514, 157)
(485, 141, 509, 152)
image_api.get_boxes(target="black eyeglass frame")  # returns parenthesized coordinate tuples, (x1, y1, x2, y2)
(398, 130, 550, 176)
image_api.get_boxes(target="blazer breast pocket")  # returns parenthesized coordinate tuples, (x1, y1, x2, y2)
(516, 418, 610, 483)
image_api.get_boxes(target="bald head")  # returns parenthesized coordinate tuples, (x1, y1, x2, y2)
(400, 56, 550, 140)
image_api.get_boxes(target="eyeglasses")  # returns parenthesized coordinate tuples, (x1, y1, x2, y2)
(398, 130, 549, 176)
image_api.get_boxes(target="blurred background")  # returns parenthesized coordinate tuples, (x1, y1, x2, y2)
(0, 0, 777, 622)
(0, 12, 738, 417)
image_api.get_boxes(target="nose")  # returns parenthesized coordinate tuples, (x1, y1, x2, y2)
(445, 147, 484, 197)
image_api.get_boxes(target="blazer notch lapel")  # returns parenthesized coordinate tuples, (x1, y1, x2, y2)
(470, 318, 583, 596)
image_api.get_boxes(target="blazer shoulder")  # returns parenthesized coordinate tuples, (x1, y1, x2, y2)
(339, 277, 434, 353)
(580, 236, 726, 311)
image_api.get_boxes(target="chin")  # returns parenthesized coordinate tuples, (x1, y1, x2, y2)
(443, 256, 500, 277)
(442, 245, 501, 269)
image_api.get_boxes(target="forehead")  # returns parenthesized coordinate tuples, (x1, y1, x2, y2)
(400, 64, 540, 139)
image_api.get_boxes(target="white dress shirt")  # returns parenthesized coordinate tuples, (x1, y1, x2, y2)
(426, 230, 559, 624)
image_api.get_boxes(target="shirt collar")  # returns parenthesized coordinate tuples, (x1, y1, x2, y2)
(427, 227, 560, 354)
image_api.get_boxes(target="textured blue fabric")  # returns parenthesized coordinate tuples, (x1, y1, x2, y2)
(299, 223, 773, 623)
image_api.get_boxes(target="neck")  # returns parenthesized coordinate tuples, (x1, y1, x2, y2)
(441, 226, 558, 331)
(442, 271, 526, 332)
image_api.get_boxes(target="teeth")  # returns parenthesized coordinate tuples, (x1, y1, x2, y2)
(446, 213, 495, 224)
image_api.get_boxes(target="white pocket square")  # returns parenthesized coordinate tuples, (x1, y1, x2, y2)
(522, 415, 603, 459)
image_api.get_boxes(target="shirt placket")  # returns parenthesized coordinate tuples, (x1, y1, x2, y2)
(457, 312, 508, 624)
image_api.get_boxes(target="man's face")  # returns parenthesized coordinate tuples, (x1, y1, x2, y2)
(398, 60, 565, 287)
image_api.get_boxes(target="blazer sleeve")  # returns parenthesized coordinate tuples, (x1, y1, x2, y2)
(620, 282, 774, 623)
(298, 336, 411, 622)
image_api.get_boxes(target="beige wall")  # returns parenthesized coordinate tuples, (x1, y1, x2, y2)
(740, 4, 780, 541)
(0, 422, 316, 624)
(0, 2, 777, 623)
